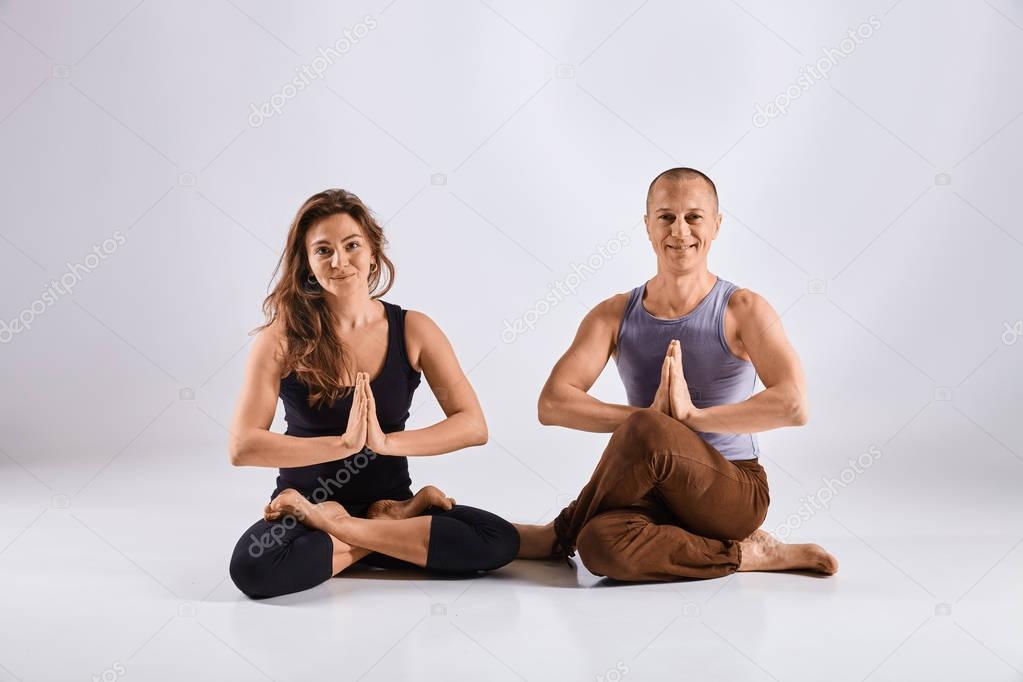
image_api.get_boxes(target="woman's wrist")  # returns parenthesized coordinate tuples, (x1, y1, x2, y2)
(338, 433, 363, 457)
(369, 433, 397, 456)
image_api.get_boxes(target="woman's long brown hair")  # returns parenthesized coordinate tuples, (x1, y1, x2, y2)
(252, 189, 395, 408)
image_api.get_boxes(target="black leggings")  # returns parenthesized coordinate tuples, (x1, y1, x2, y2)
(229, 504, 520, 599)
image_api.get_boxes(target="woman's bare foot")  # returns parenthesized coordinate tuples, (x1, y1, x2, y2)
(366, 485, 455, 520)
(737, 528, 839, 575)
(264, 489, 351, 533)
(513, 521, 558, 559)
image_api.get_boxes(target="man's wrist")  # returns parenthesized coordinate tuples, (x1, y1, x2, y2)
(677, 406, 702, 428)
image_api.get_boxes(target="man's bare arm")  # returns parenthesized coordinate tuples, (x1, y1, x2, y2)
(683, 289, 809, 433)
(537, 295, 642, 433)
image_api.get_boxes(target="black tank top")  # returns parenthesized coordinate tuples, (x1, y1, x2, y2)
(272, 300, 422, 504)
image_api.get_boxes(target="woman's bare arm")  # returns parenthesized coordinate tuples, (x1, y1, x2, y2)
(228, 322, 363, 467)
(368, 311, 488, 457)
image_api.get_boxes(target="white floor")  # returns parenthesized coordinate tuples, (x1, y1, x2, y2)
(1, 449, 1020, 682)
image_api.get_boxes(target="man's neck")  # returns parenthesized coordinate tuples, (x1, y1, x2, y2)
(643, 270, 717, 319)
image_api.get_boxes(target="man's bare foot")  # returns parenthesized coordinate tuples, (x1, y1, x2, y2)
(737, 528, 839, 575)
(513, 521, 558, 559)
(366, 485, 455, 520)
(264, 489, 351, 533)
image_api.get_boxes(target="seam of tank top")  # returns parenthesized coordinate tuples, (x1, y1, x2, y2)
(716, 281, 746, 363)
(389, 302, 420, 377)
(637, 276, 720, 325)
(615, 285, 644, 352)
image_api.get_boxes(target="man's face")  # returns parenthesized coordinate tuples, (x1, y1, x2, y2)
(644, 178, 721, 273)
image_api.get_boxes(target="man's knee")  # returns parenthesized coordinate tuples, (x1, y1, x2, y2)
(614, 409, 692, 458)
(577, 516, 641, 581)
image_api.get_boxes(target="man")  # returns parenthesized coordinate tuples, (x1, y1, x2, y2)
(514, 168, 837, 580)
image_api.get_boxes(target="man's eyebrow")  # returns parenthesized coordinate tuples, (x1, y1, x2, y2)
(655, 207, 705, 212)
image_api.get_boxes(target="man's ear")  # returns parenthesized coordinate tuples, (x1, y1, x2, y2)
(643, 214, 650, 237)
(713, 212, 722, 239)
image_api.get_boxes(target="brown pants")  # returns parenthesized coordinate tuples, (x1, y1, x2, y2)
(553, 409, 770, 581)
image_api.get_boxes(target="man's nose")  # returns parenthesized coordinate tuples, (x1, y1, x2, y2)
(670, 220, 691, 238)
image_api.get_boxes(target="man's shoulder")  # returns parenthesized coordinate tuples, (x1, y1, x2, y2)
(590, 290, 633, 324)
(726, 287, 776, 326)
(727, 286, 757, 310)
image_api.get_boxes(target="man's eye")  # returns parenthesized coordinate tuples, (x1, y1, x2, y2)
(660, 215, 673, 221)
(687, 215, 702, 221)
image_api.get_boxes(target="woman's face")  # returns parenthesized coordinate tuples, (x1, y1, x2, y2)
(304, 212, 376, 294)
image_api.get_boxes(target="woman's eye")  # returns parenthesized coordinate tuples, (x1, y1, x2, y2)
(316, 247, 330, 255)
(346, 242, 360, 250)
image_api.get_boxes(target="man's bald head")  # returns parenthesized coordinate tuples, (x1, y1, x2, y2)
(645, 167, 719, 214)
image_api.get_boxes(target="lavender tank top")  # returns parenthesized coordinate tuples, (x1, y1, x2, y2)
(613, 277, 760, 461)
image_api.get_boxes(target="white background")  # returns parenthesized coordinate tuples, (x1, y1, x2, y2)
(1, 1, 1021, 681)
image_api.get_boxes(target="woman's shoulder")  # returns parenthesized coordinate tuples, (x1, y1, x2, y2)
(390, 306, 447, 373)
(250, 318, 291, 380)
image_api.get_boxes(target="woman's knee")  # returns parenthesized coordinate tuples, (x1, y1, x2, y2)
(229, 521, 329, 599)
(429, 506, 520, 572)
(229, 539, 276, 599)
(486, 514, 521, 569)
(470, 508, 520, 570)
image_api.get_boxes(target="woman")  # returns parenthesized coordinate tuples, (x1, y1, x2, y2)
(228, 189, 519, 599)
